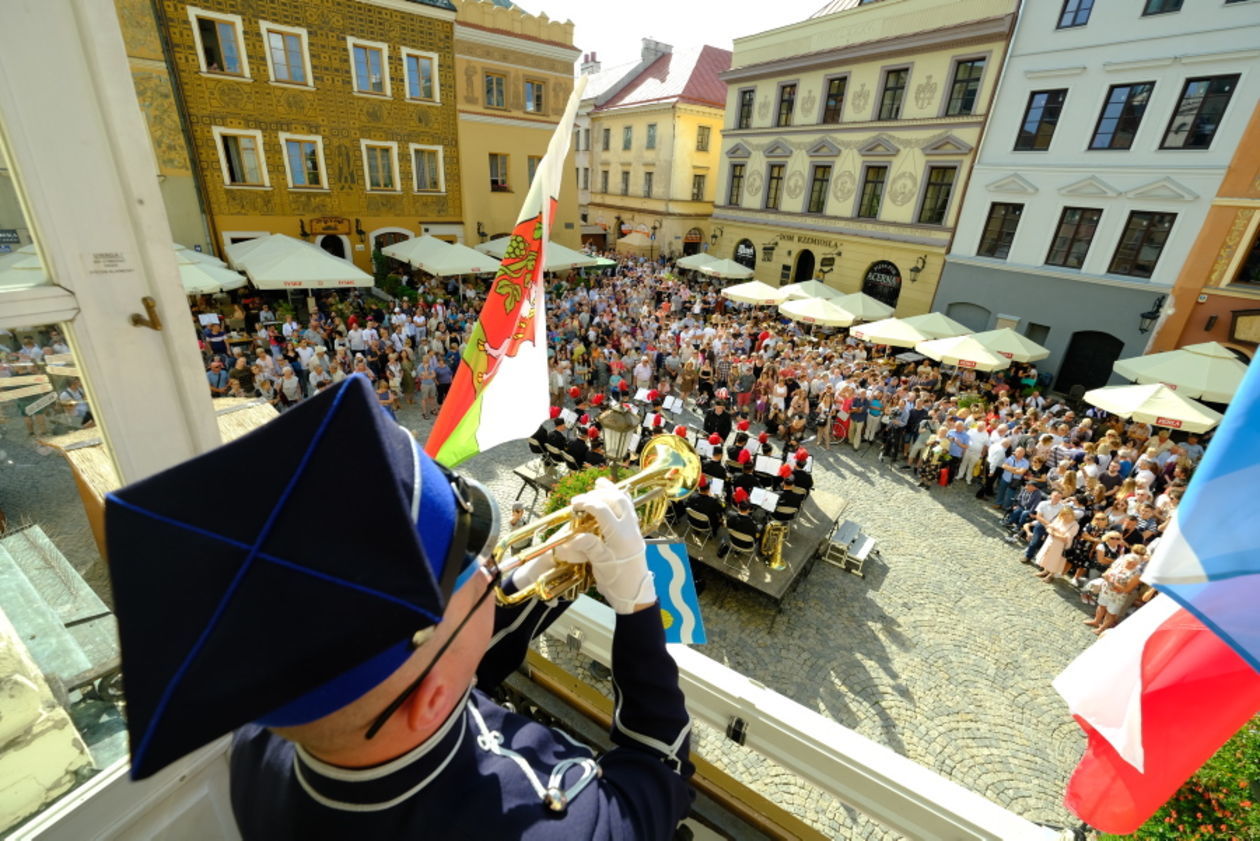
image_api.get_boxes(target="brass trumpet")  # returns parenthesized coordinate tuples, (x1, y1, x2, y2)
(494, 435, 701, 605)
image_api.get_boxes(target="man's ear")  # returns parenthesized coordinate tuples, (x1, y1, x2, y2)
(404, 671, 449, 734)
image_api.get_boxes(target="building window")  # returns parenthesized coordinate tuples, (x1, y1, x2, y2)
(622, 126, 632, 150)
(600, 169, 609, 193)
(403, 50, 438, 102)
(189, 8, 248, 77)
(806, 165, 831, 214)
(945, 58, 986, 116)
(1057, 0, 1094, 28)
(361, 141, 398, 191)
(411, 144, 444, 193)
(696, 125, 711, 151)
(737, 89, 755, 129)
(1014, 89, 1067, 151)
(489, 153, 510, 192)
(822, 76, 846, 123)
(1089, 82, 1155, 150)
(348, 39, 388, 96)
(581, 168, 590, 190)
(691, 174, 706, 201)
(977, 202, 1023, 259)
(280, 133, 326, 189)
(1142, 0, 1182, 13)
(878, 68, 909, 120)
(527, 155, 541, 185)
(643, 171, 654, 198)
(917, 166, 956, 225)
(776, 83, 796, 127)
(582, 129, 590, 150)
(857, 165, 887, 219)
(261, 23, 309, 86)
(525, 80, 545, 113)
(1232, 230, 1260, 285)
(646, 124, 657, 150)
(1046, 207, 1102, 268)
(212, 127, 267, 187)
(484, 73, 506, 108)
(620, 170, 630, 195)
(1109, 211, 1176, 277)
(601, 128, 610, 151)
(1161, 75, 1239, 150)
(727, 163, 745, 205)
(765, 163, 785, 210)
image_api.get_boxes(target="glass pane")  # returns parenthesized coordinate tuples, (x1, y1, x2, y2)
(0, 142, 54, 291)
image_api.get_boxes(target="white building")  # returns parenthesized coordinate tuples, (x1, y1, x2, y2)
(932, 0, 1260, 393)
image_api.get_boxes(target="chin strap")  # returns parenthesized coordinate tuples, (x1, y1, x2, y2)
(467, 703, 599, 815)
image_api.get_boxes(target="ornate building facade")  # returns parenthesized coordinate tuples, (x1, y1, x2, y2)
(711, 0, 1016, 315)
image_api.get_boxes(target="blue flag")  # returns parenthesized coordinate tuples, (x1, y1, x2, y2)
(645, 541, 706, 645)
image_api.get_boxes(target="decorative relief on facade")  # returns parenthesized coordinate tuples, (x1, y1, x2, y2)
(914, 74, 938, 110)
(832, 169, 856, 201)
(746, 169, 764, 197)
(130, 69, 192, 175)
(507, 71, 523, 109)
(212, 83, 247, 111)
(851, 82, 870, 113)
(757, 98, 771, 120)
(1209, 209, 1256, 287)
(457, 42, 571, 77)
(800, 88, 817, 118)
(785, 170, 806, 200)
(464, 65, 479, 103)
(889, 171, 918, 206)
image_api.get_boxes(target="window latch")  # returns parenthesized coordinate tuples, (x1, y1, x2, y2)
(129, 296, 163, 331)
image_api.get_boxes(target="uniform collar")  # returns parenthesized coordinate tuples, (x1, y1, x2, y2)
(292, 684, 474, 812)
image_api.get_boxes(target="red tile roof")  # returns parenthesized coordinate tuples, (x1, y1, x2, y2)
(597, 45, 732, 111)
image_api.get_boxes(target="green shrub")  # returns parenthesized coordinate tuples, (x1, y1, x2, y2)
(543, 466, 614, 516)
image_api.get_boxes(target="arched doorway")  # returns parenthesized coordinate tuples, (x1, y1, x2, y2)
(318, 234, 346, 259)
(861, 260, 902, 309)
(793, 249, 815, 281)
(733, 238, 756, 270)
(945, 301, 992, 333)
(682, 227, 704, 256)
(1056, 330, 1125, 393)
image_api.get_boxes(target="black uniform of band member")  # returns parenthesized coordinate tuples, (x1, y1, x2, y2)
(702, 403, 732, 443)
(102, 376, 694, 841)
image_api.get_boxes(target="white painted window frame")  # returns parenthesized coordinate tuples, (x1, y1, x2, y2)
(186, 5, 251, 81)
(258, 20, 313, 89)
(346, 36, 391, 98)
(278, 131, 329, 191)
(400, 47, 440, 104)
(209, 126, 270, 188)
(409, 143, 446, 194)
(360, 139, 400, 193)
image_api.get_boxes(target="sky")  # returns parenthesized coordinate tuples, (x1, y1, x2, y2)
(524, 0, 830, 68)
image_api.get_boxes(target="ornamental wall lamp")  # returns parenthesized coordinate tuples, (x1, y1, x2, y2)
(909, 254, 928, 283)
(1138, 295, 1167, 334)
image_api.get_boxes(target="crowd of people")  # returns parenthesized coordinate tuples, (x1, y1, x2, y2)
(193, 248, 1209, 635)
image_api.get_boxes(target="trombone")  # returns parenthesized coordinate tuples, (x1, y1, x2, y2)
(493, 435, 701, 605)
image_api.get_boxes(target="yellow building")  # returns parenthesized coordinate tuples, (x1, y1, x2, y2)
(586, 43, 732, 260)
(157, 0, 462, 271)
(453, 0, 580, 248)
(712, 0, 1016, 315)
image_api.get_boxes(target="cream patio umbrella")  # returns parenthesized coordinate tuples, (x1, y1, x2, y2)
(850, 317, 930, 348)
(675, 252, 716, 271)
(383, 235, 500, 276)
(227, 234, 373, 289)
(833, 291, 894, 322)
(778, 297, 858, 327)
(778, 279, 843, 301)
(721, 280, 789, 305)
(970, 328, 1051, 363)
(1112, 341, 1248, 403)
(476, 237, 599, 272)
(901, 312, 971, 340)
(1084, 383, 1223, 433)
(697, 258, 755, 281)
(174, 244, 248, 294)
(0, 245, 49, 290)
(914, 335, 1011, 372)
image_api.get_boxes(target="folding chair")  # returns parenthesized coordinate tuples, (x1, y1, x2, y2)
(683, 507, 716, 550)
(723, 528, 757, 574)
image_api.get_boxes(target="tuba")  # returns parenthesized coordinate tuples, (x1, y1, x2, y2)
(759, 520, 788, 570)
(493, 436, 701, 605)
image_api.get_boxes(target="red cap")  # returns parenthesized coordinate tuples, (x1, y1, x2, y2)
(587, 426, 600, 440)
(778, 464, 793, 478)
(569, 386, 581, 399)
(674, 425, 688, 437)
(652, 413, 664, 427)
(648, 389, 660, 402)
(795, 448, 809, 463)
(618, 381, 628, 391)
(592, 393, 606, 406)
(579, 413, 590, 425)
(707, 433, 722, 445)
(737, 419, 750, 431)
(733, 488, 749, 504)
(698, 475, 710, 489)
(737, 450, 751, 465)
(758, 432, 769, 444)
(549, 406, 562, 419)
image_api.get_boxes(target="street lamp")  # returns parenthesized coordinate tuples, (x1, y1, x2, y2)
(761, 240, 778, 262)
(598, 404, 639, 466)
(1138, 295, 1167, 334)
(908, 254, 927, 283)
(709, 226, 724, 245)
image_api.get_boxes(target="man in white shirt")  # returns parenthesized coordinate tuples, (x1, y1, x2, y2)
(1023, 490, 1064, 562)
(957, 422, 989, 486)
(347, 327, 366, 355)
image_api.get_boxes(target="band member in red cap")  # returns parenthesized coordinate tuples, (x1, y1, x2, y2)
(732, 453, 759, 499)
(685, 473, 724, 536)
(674, 425, 688, 438)
(792, 449, 814, 495)
(702, 400, 731, 443)
(717, 489, 759, 560)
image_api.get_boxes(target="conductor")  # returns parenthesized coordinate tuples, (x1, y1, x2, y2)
(103, 376, 694, 841)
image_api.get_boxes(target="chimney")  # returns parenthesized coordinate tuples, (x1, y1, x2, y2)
(640, 39, 672, 63)
(580, 50, 601, 75)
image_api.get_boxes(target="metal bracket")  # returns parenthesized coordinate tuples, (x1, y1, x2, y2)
(725, 716, 747, 746)
(565, 627, 583, 654)
(129, 296, 162, 331)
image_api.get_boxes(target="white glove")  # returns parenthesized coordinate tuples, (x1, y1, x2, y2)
(509, 548, 557, 592)
(568, 478, 654, 614)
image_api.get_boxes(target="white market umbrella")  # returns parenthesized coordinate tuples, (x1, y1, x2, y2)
(476, 237, 599, 272)
(901, 312, 971, 340)
(175, 245, 247, 295)
(173, 243, 229, 267)
(697, 259, 755, 281)
(1084, 383, 1223, 433)
(779, 279, 843, 301)
(778, 297, 858, 327)
(1112, 341, 1248, 403)
(915, 335, 1011, 372)
(721, 280, 789, 305)
(675, 252, 716, 271)
(383, 235, 500, 276)
(970, 328, 1051, 363)
(0, 245, 49, 290)
(227, 233, 373, 289)
(833, 292, 894, 322)
(850, 317, 930, 348)
(616, 232, 653, 248)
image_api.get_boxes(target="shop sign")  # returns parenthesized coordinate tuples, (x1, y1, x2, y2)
(310, 217, 350, 235)
(1155, 417, 1182, 429)
(861, 260, 902, 307)
(734, 239, 756, 269)
(0, 230, 19, 244)
(819, 256, 835, 270)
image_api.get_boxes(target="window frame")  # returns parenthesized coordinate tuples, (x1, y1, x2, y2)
(488, 152, 511, 192)
(1159, 74, 1240, 150)
(1045, 206, 1103, 269)
(1228, 223, 1260, 286)
(645, 123, 657, 150)
(484, 72, 506, 109)
(691, 173, 706, 202)
(1056, 0, 1094, 29)
(737, 88, 755, 129)
(806, 164, 831, 214)
(1014, 88, 1067, 151)
(409, 143, 446, 193)
(943, 56, 987, 117)
(346, 37, 390, 98)
(776, 82, 797, 128)
(877, 66, 910, 121)
(259, 21, 311, 88)
(1088, 81, 1155, 151)
(643, 170, 654, 198)
(976, 202, 1024, 259)
(187, 6, 250, 80)
(620, 169, 630, 196)
(600, 169, 609, 194)
(210, 126, 270, 188)
(622, 125, 633, 151)
(278, 131, 328, 190)
(524, 79, 546, 114)
(855, 163, 888, 219)
(764, 163, 786, 210)
(820, 74, 848, 124)
(581, 167, 590, 191)
(601, 128, 611, 151)
(360, 139, 400, 193)
(1108, 211, 1176, 278)
(1142, 0, 1183, 14)
(527, 155, 542, 185)
(696, 125, 711, 152)
(727, 163, 745, 206)
(915, 164, 958, 226)
(401, 48, 440, 104)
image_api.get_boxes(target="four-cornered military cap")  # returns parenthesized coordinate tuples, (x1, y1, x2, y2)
(106, 375, 497, 780)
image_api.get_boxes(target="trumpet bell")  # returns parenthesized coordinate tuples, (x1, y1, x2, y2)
(640, 434, 702, 503)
